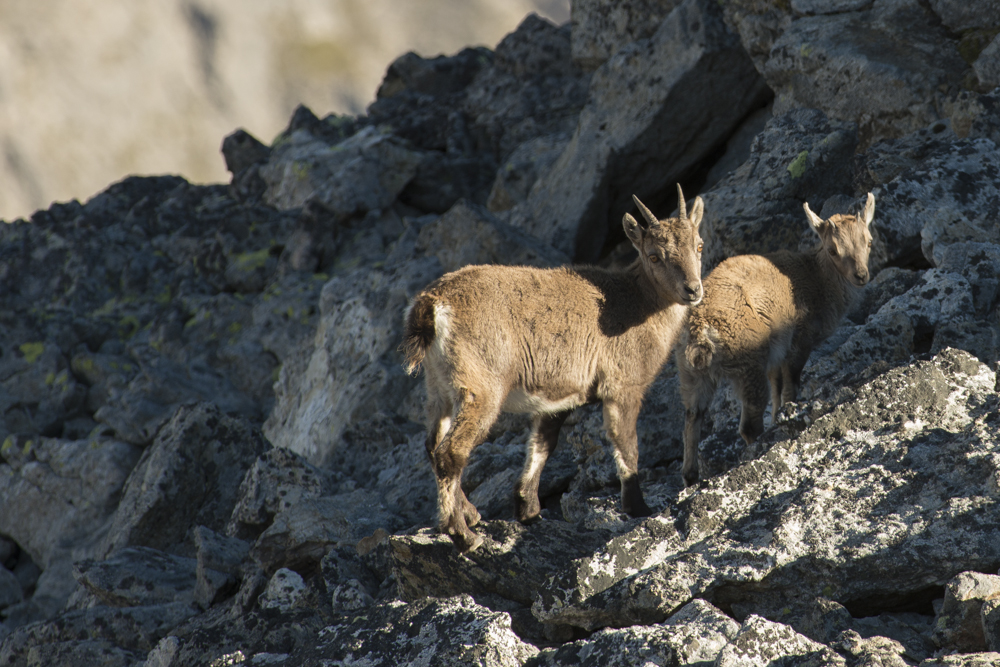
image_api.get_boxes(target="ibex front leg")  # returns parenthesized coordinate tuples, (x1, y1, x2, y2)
(603, 394, 652, 517)
(515, 410, 571, 523)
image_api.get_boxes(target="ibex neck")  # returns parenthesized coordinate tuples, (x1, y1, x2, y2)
(627, 258, 678, 310)
(814, 247, 858, 316)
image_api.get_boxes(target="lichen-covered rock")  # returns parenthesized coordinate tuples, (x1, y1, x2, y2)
(292, 595, 538, 667)
(535, 350, 1000, 632)
(532, 598, 738, 666)
(715, 615, 846, 666)
(73, 547, 222, 608)
(512, 0, 770, 260)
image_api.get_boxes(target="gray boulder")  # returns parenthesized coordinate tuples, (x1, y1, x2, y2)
(73, 547, 217, 608)
(100, 403, 270, 558)
(932, 572, 1000, 654)
(569, 0, 684, 70)
(715, 615, 846, 666)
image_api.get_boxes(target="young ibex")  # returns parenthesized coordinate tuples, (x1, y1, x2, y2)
(403, 186, 705, 551)
(678, 193, 875, 486)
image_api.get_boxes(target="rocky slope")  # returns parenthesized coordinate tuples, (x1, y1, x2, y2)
(2, 0, 1000, 665)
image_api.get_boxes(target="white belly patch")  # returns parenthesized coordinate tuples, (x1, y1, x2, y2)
(502, 389, 584, 415)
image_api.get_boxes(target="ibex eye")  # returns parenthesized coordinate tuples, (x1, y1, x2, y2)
(868, 240, 872, 248)
(696, 243, 703, 253)
(649, 255, 660, 263)
(828, 247, 838, 256)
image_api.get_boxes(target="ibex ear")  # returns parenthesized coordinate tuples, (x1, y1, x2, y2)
(863, 192, 875, 228)
(623, 213, 644, 247)
(688, 196, 705, 229)
(803, 201, 826, 237)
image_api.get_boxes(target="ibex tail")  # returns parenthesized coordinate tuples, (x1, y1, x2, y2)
(402, 295, 437, 375)
(685, 324, 716, 370)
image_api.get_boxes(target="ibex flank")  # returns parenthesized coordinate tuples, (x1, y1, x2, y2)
(678, 193, 875, 487)
(403, 186, 705, 551)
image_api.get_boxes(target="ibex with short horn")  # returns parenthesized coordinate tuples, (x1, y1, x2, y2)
(678, 193, 876, 486)
(403, 186, 705, 550)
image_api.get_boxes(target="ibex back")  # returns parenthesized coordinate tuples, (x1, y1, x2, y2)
(403, 186, 705, 550)
(678, 193, 875, 486)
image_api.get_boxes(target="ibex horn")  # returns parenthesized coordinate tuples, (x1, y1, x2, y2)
(676, 184, 687, 221)
(631, 195, 660, 228)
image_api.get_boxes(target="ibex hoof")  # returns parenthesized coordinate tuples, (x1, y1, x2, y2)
(682, 471, 699, 488)
(625, 501, 653, 518)
(451, 530, 484, 553)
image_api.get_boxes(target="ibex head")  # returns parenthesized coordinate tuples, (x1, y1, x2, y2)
(623, 184, 705, 305)
(804, 192, 875, 287)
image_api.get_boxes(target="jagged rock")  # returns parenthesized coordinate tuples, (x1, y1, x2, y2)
(192, 527, 249, 609)
(0, 433, 141, 622)
(850, 612, 937, 663)
(698, 108, 859, 271)
(569, 0, 683, 70)
(974, 37, 1000, 90)
(227, 447, 339, 542)
(0, 602, 197, 666)
(532, 598, 738, 666)
(291, 595, 538, 666)
(535, 350, 1000, 632)
(715, 615, 846, 666)
(73, 547, 223, 608)
(250, 493, 404, 574)
(100, 403, 270, 558)
(512, 0, 770, 261)
(23, 639, 140, 667)
(260, 126, 423, 215)
(932, 572, 1000, 653)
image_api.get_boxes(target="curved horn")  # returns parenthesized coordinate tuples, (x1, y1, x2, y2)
(676, 184, 687, 220)
(631, 195, 660, 228)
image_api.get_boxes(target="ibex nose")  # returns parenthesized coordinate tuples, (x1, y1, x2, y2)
(855, 270, 868, 285)
(684, 282, 703, 303)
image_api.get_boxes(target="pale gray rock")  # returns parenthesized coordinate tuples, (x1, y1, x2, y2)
(512, 0, 770, 260)
(932, 572, 1000, 653)
(100, 403, 269, 559)
(292, 595, 538, 666)
(260, 126, 423, 216)
(192, 526, 249, 609)
(715, 615, 846, 666)
(258, 568, 308, 613)
(569, 0, 683, 70)
(535, 350, 1000, 632)
(227, 447, 338, 542)
(919, 654, 1000, 667)
(832, 629, 910, 667)
(23, 639, 140, 667)
(533, 599, 738, 666)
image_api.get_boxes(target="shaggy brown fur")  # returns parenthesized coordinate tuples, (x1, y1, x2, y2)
(404, 187, 705, 551)
(677, 193, 876, 486)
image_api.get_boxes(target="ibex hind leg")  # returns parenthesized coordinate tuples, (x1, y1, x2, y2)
(431, 389, 500, 552)
(679, 361, 716, 487)
(735, 369, 769, 445)
(515, 410, 570, 524)
(602, 394, 652, 518)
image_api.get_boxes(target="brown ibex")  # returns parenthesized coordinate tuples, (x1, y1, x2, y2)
(403, 186, 705, 550)
(678, 193, 875, 486)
